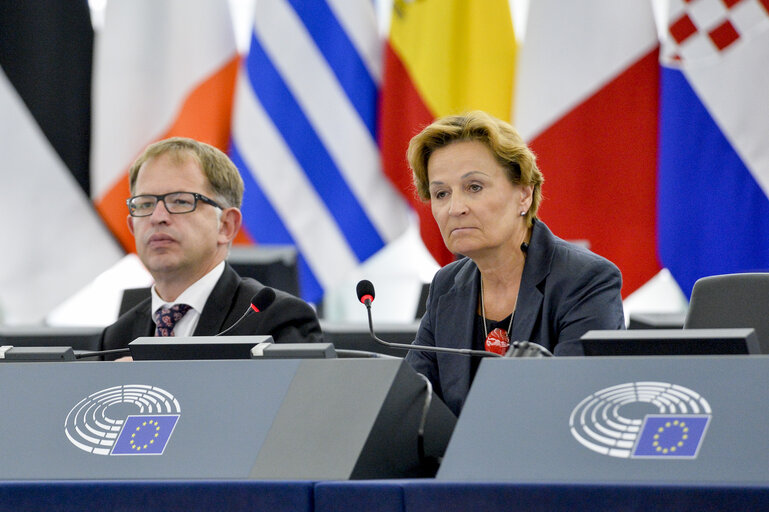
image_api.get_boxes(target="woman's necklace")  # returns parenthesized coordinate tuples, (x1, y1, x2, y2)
(480, 277, 515, 355)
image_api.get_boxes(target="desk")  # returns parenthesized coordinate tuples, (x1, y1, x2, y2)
(0, 359, 453, 481)
(4, 356, 769, 510)
(315, 481, 769, 512)
(0, 481, 313, 512)
(2, 480, 768, 512)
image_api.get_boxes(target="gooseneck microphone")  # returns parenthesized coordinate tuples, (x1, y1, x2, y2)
(356, 280, 444, 467)
(75, 347, 131, 360)
(356, 280, 502, 358)
(216, 287, 277, 337)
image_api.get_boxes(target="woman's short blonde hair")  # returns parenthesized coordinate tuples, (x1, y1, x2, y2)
(407, 111, 543, 226)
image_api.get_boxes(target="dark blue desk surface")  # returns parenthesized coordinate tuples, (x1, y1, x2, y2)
(3, 480, 769, 512)
(0, 480, 313, 512)
(315, 481, 769, 512)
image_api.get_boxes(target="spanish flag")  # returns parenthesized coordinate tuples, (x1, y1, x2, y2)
(379, 0, 517, 266)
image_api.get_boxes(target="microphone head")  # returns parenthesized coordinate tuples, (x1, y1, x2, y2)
(356, 280, 375, 304)
(250, 287, 276, 313)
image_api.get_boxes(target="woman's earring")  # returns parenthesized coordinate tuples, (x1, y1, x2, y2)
(520, 211, 526, 216)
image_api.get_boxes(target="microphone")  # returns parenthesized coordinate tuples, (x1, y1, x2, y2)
(216, 287, 276, 336)
(504, 340, 553, 358)
(75, 347, 131, 360)
(355, 280, 501, 358)
(355, 280, 444, 469)
(356, 279, 374, 307)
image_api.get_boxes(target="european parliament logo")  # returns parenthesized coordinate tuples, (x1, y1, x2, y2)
(569, 382, 711, 459)
(64, 385, 181, 456)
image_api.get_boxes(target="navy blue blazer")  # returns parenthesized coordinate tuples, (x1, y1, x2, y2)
(405, 220, 625, 416)
(100, 263, 322, 359)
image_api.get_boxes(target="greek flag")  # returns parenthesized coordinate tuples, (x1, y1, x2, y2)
(230, 0, 409, 303)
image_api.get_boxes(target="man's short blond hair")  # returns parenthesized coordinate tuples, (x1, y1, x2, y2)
(129, 137, 244, 208)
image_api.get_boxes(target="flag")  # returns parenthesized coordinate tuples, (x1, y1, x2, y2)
(379, 0, 517, 267)
(658, 0, 769, 297)
(92, 0, 242, 252)
(632, 415, 710, 458)
(231, 0, 409, 303)
(0, 0, 122, 324)
(513, 0, 661, 297)
(111, 415, 180, 455)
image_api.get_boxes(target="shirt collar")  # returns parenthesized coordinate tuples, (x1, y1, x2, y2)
(151, 261, 226, 315)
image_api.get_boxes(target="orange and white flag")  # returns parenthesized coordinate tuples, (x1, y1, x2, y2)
(91, 0, 242, 252)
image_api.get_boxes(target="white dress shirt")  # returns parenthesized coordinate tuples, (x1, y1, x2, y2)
(150, 261, 225, 337)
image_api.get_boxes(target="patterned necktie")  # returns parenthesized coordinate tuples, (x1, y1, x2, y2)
(154, 304, 192, 337)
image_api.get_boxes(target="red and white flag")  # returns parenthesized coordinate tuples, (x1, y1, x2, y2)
(514, 0, 661, 297)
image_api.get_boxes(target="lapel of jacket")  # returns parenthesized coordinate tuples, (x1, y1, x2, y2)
(511, 220, 554, 344)
(436, 260, 479, 350)
(135, 298, 155, 338)
(435, 260, 479, 394)
(193, 263, 240, 336)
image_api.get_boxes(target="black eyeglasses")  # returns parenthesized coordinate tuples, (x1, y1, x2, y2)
(126, 192, 224, 217)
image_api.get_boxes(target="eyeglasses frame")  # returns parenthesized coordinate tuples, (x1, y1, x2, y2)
(126, 191, 224, 217)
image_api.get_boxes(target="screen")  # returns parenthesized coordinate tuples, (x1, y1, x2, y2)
(129, 335, 275, 360)
(0, 326, 101, 351)
(580, 328, 762, 356)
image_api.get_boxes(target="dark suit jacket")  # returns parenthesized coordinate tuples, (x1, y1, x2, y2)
(100, 263, 322, 360)
(405, 220, 625, 416)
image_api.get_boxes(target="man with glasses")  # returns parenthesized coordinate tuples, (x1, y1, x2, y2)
(100, 137, 322, 360)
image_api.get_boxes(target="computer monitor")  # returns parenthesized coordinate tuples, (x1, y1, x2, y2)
(0, 326, 102, 351)
(580, 328, 762, 356)
(228, 245, 299, 297)
(128, 335, 271, 360)
(627, 312, 686, 329)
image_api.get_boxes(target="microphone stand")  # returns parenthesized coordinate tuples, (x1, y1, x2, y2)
(362, 300, 502, 358)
